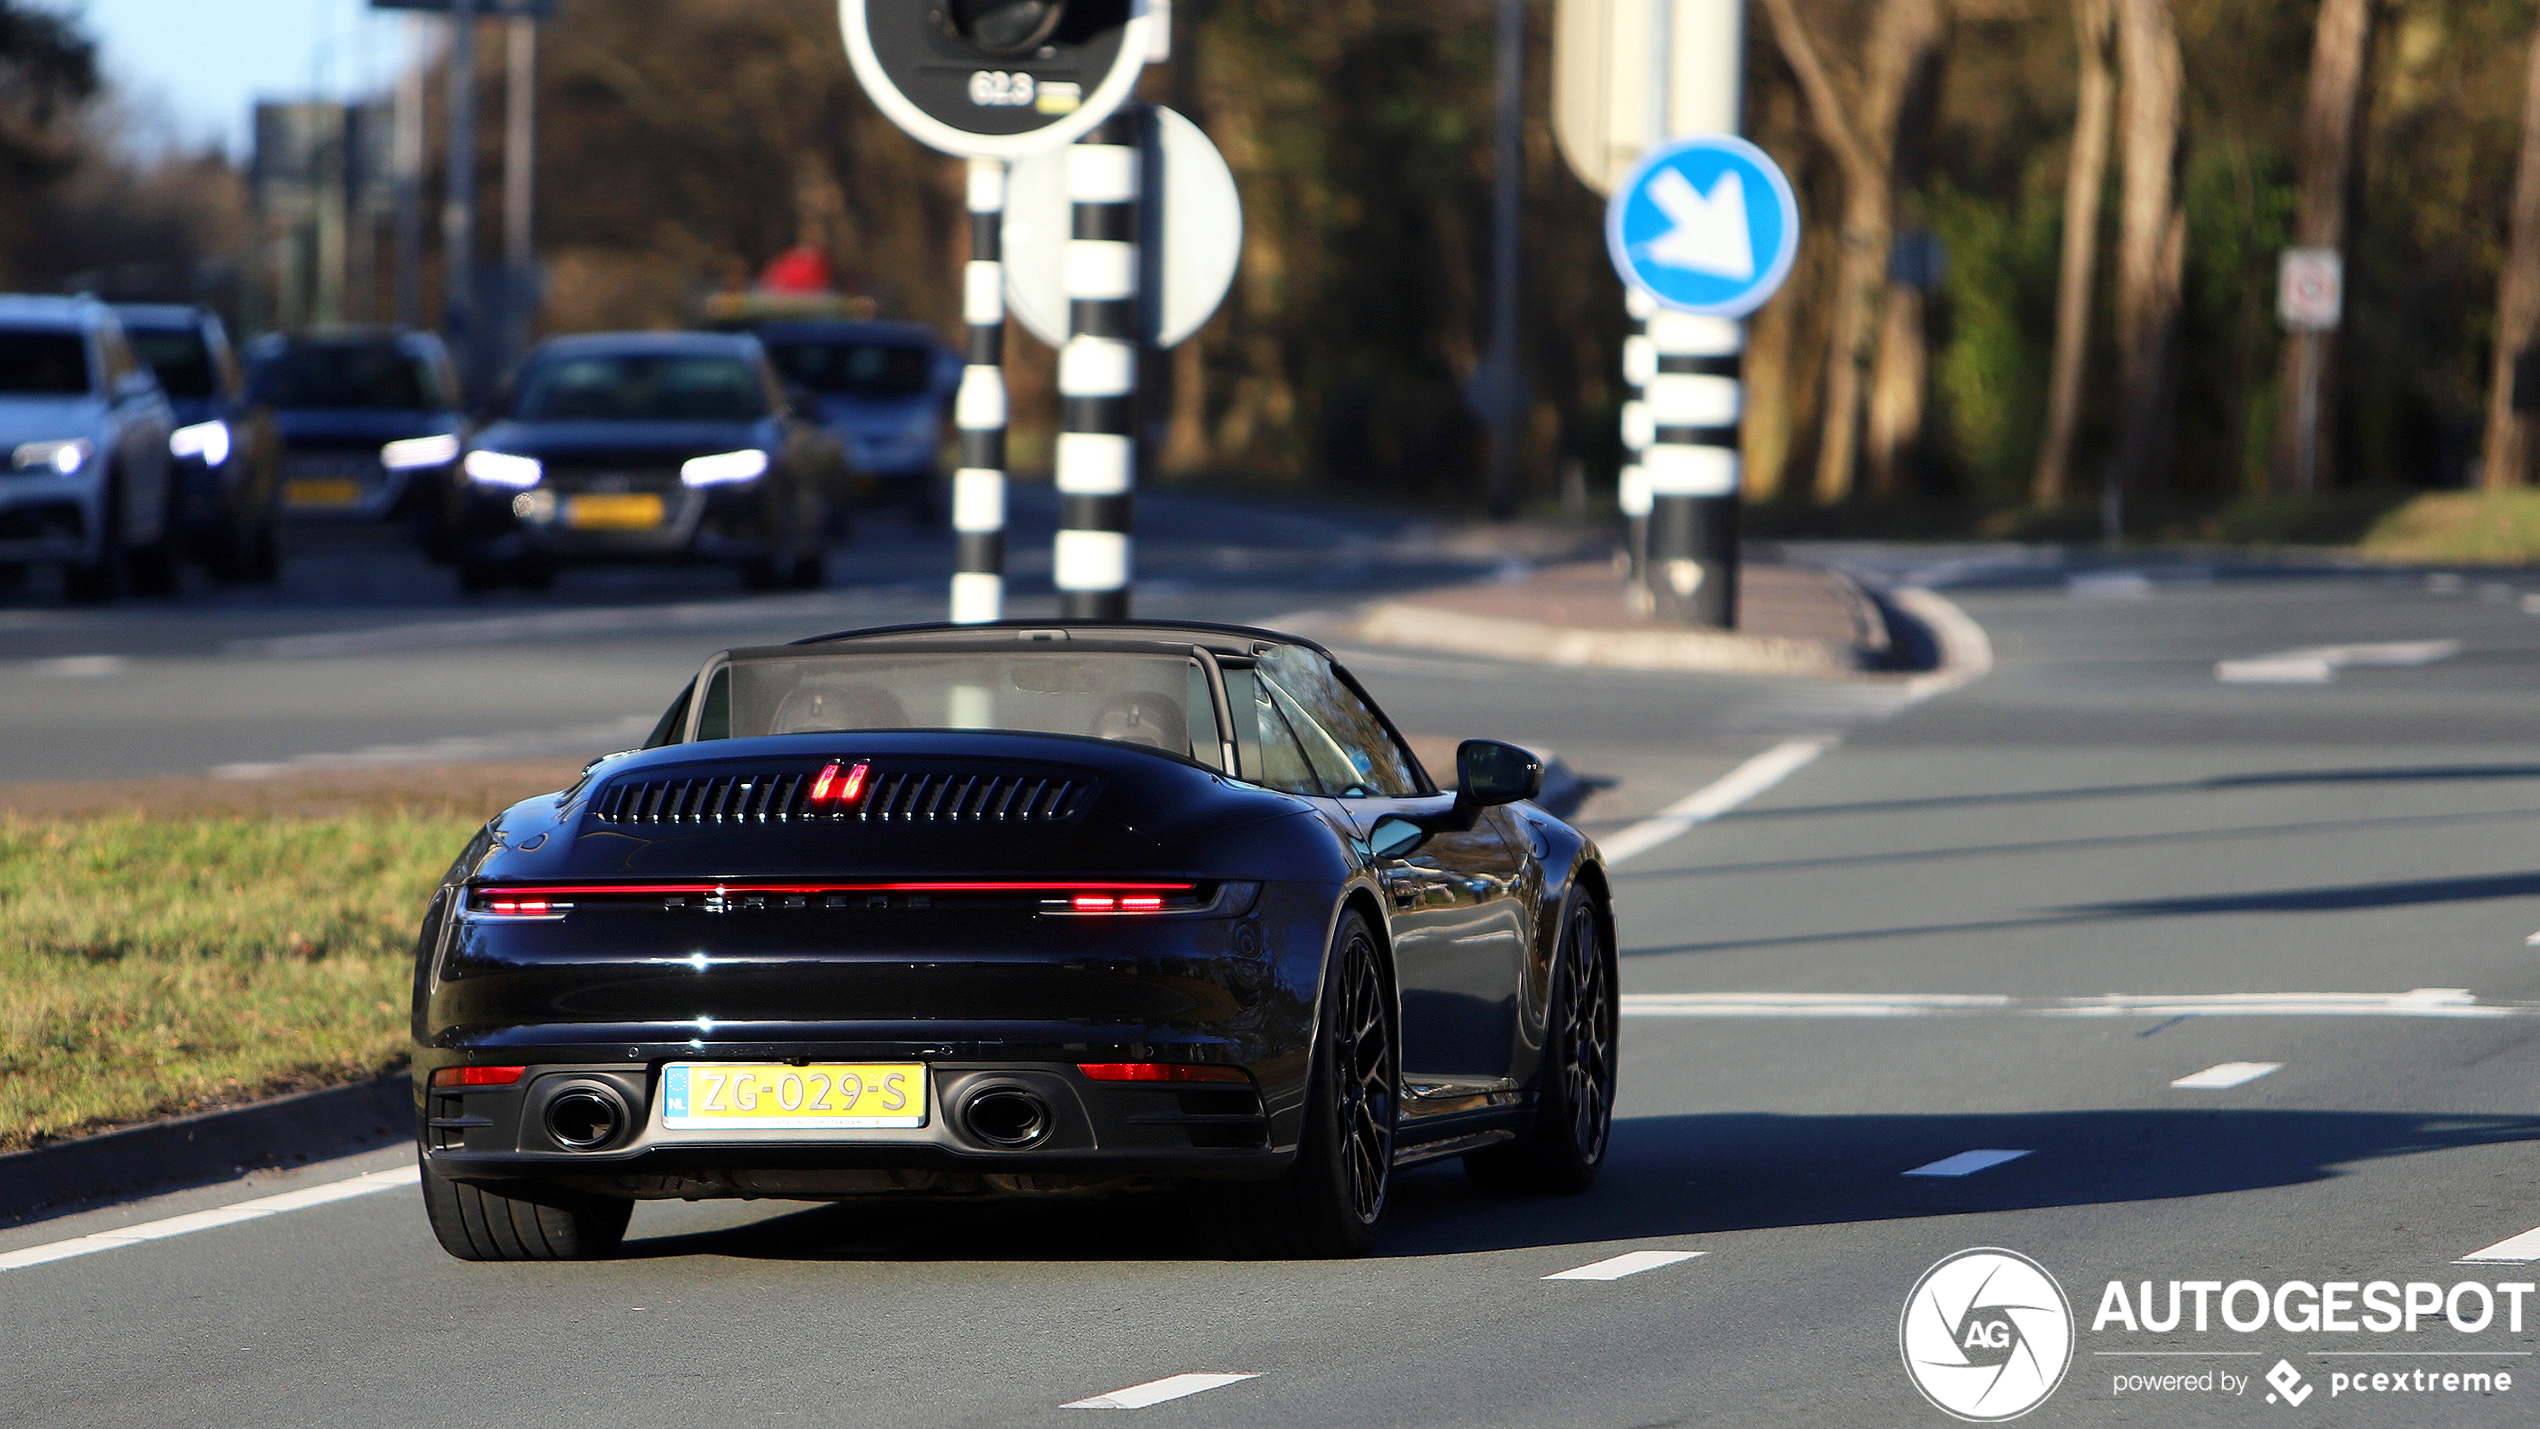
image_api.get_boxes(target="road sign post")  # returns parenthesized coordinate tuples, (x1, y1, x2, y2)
(2279, 247, 2343, 497)
(1605, 133, 1797, 627)
(835, 0, 1157, 621)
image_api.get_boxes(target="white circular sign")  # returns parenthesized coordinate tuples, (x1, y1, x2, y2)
(1900, 1248, 2073, 1422)
(1003, 105, 1241, 350)
(837, 0, 1154, 160)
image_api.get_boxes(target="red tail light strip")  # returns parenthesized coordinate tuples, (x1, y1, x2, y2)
(474, 881, 1195, 903)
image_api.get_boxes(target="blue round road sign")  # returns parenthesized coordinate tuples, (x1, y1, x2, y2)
(1605, 135, 1800, 318)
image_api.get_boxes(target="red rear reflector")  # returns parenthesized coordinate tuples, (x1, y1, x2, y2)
(1077, 1063, 1249, 1083)
(430, 1065, 527, 1088)
(1120, 896, 1164, 911)
(487, 899, 550, 916)
(1073, 895, 1117, 911)
(809, 761, 870, 804)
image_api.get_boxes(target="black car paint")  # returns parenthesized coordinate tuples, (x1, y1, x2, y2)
(410, 620, 1609, 1202)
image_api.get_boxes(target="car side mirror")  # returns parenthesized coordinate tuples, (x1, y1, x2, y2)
(1367, 815, 1427, 860)
(1457, 739, 1542, 807)
(113, 370, 156, 401)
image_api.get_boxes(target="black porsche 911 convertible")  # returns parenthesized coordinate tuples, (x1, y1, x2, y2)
(410, 620, 1616, 1260)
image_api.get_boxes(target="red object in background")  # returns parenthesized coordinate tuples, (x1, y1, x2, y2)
(758, 246, 834, 294)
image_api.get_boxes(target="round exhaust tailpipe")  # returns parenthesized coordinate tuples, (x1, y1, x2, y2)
(962, 1087, 1052, 1148)
(544, 1083, 630, 1150)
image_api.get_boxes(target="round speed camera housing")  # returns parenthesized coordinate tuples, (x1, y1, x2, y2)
(839, 0, 1156, 159)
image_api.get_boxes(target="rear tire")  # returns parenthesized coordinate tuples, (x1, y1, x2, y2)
(1240, 910, 1396, 1258)
(1465, 894, 1615, 1195)
(420, 1157, 631, 1262)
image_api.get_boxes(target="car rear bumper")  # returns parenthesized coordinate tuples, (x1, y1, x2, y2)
(420, 1058, 1294, 1196)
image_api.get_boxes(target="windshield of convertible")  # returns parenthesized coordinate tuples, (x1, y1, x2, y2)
(687, 644, 1429, 797)
(707, 651, 1219, 762)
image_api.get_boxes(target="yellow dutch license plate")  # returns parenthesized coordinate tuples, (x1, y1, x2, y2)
(565, 493, 665, 530)
(285, 478, 362, 508)
(660, 1062, 926, 1130)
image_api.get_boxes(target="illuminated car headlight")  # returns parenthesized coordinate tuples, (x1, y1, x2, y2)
(463, 449, 543, 488)
(382, 434, 461, 470)
(169, 421, 232, 467)
(13, 439, 92, 476)
(681, 449, 769, 487)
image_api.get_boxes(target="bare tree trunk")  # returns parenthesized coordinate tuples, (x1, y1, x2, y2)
(1816, 187, 1885, 502)
(2032, 0, 2114, 507)
(2108, 0, 2184, 528)
(1742, 243, 1798, 500)
(1863, 0, 1945, 497)
(1762, 0, 1942, 503)
(2481, 22, 2540, 490)
(2266, 0, 2373, 494)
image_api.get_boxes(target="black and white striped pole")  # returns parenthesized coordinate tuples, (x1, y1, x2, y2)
(1619, 288, 1655, 590)
(1053, 110, 1141, 621)
(951, 157, 1009, 624)
(1642, 311, 1741, 626)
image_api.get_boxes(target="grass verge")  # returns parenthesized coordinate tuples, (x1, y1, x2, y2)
(0, 765, 573, 1152)
(2359, 489, 2540, 565)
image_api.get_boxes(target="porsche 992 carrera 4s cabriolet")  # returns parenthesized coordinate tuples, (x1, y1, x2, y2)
(411, 620, 1616, 1260)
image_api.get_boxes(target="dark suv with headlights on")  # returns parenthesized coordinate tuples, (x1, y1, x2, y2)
(450, 332, 844, 593)
(746, 319, 956, 522)
(116, 304, 281, 582)
(246, 328, 465, 531)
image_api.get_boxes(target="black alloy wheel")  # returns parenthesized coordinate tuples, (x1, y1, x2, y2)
(420, 1155, 632, 1261)
(1467, 894, 1616, 1195)
(1245, 910, 1397, 1257)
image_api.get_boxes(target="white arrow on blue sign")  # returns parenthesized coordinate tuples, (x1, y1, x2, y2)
(1604, 135, 1800, 318)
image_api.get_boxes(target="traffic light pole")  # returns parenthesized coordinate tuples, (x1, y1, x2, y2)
(1054, 109, 1141, 621)
(951, 158, 1010, 624)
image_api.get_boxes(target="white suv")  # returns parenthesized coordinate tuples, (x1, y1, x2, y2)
(0, 296, 178, 600)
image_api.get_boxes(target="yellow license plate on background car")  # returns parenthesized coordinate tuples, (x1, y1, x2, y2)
(660, 1062, 926, 1130)
(285, 478, 362, 508)
(565, 493, 664, 529)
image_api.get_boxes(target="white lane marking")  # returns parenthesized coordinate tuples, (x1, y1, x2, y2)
(210, 714, 653, 779)
(2069, 571, 2155, 599)
(2457, 1225, 2540, 1264)
(2216, 639, 2460, 684)
(28, 654, 130, 678)
(1904, 1149, 2031, 1178)
(2170, 1061, 2282, 1089)
(1620, 989, 2523, 1019)
(1543, 1249, 1705, 1281)
(1063, 1374, 1260, 1409)
(0, 1165, 419, 1273)
(1602, 738, 1835, 866)
(2521, 594, 2540, 616)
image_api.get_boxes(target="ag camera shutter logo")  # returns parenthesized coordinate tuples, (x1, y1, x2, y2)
(1901, 1248, 2074, 1421)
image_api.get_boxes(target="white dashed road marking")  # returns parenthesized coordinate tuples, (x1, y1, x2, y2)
(1904, 1149, 2032, 1178)
(27, 654, 130, 678)
(1542, 1250, 1705, 1281)
(0, 1165, 420, 1274)
(2170, 1062, 2282, 1089)
(210, 714, 654, 779)
(2215, 639, 2460, 684)
(2457, 1226, 2540, 1264)
(1063, 1374, 1260, 1409)
(1620, 989, 2523, 1019)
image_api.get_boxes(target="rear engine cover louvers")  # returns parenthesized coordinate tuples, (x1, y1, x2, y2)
(591, 768, 1093, 826)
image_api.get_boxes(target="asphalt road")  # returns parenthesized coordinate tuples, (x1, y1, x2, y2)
(10, 519, 2540, 1427)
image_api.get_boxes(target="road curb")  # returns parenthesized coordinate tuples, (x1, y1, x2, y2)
(0, 1074, 411, 1228)
(1349, 566, 1923, 679)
